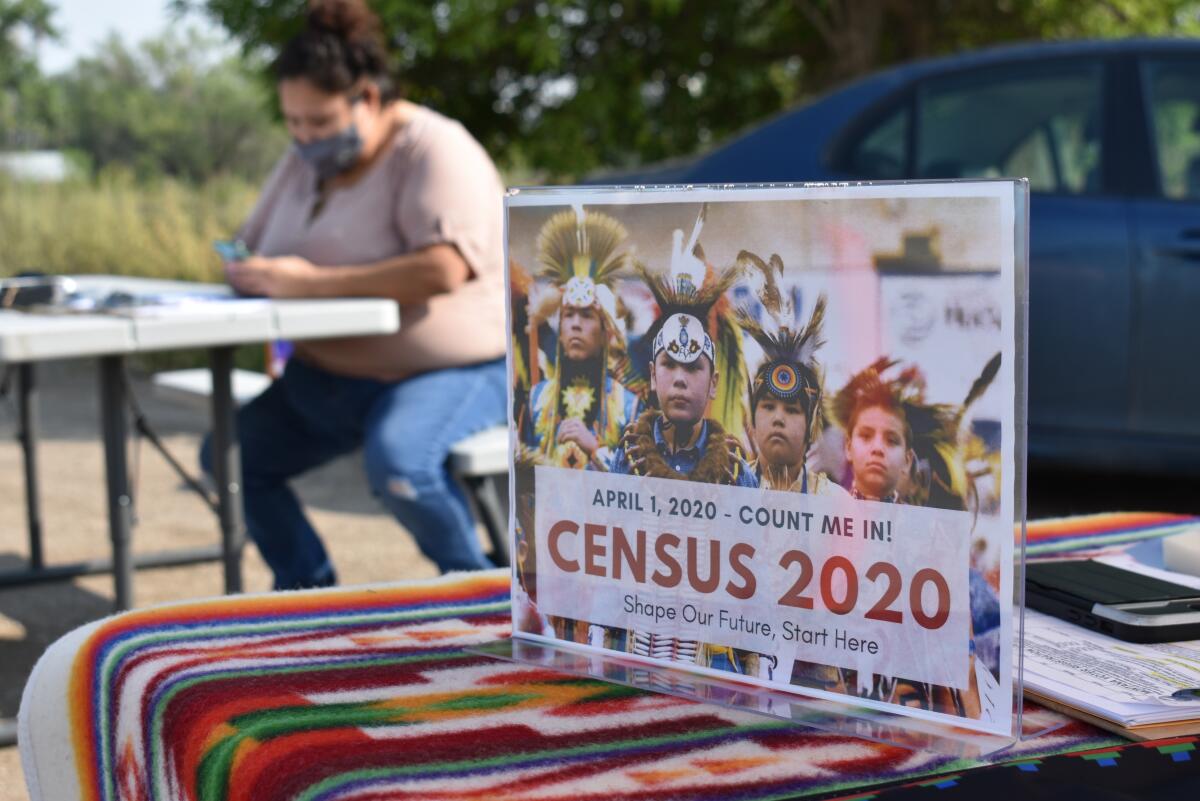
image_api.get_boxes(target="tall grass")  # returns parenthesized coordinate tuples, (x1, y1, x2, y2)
(0, 171, 258, 281)
(0, 167, 533, 373)
(0, 172, 265, 372)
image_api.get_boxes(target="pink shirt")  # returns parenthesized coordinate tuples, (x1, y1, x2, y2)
(240, 105, 506, 381)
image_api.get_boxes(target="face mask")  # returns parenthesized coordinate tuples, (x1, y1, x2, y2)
(295, 121, 363, 181)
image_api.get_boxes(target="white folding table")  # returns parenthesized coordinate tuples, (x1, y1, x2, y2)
(0, 276, 400, 611)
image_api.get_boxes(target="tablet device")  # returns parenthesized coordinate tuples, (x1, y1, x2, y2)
(1026, 559, 1200, 643)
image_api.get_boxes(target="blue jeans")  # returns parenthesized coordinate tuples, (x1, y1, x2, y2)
(200, 356, 507, 589)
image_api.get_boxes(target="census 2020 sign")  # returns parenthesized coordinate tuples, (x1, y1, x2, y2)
(506, 182, 1019, 734)
(535, 469, 969, 688)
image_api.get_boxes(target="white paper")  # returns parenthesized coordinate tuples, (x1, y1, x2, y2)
(1023, 609, 1200, 726)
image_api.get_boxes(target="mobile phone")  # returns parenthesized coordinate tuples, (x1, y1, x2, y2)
(214, 239, 251, 262)
(1026, 560, 1200, 643)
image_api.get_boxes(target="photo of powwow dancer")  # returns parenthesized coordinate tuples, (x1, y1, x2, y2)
(608, 207, 756, 488)
(521, 207, 643, 471)
(735, 252, 854, 688)
(735, 252, 846, 498)
(835, 355, 1001, 511)
(514, 207, 645, 643)
(604, 208, 765, 676)
(783, 355, 1003, 716)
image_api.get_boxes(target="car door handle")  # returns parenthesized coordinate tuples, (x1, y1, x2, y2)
(1157, 245, 1200, 262)
(1158, 229, 1200, 261)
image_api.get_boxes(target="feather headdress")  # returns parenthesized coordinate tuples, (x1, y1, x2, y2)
(634, 204, 748, 438)
(639, 204, 742, 356)
(525, 206, 634, 388)
(734, 251, 828, 444)
(535, 205, 631, 318)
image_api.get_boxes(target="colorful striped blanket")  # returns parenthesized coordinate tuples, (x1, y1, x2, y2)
(17, 513, 1198, 801)
(1025, 511, 1199, 558)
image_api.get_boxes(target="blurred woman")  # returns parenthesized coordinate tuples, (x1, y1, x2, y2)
(201, 0, 506, 588)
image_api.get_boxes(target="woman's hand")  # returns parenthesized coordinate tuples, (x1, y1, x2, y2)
(225, 255, 321, 298)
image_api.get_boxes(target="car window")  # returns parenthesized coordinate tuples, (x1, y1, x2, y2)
(1141, 59, 1200, 201)
(915, 63, 1103, 194)
(844, 105, 909, 180)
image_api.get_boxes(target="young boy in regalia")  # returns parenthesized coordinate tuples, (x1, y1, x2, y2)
(523, 207, 643, 471)
(606, 209, 763, 677)
(608, 214, 756, 488)
(734, 255, 846, 496)
(520, 207, 644, 644)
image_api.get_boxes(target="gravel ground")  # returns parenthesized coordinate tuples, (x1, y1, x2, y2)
(0, 360, 445, 800)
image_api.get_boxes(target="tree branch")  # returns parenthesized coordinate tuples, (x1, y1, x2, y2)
(794, 0, 838, 48)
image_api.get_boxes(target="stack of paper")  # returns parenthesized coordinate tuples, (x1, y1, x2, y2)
(1022, 559, 1200, 739)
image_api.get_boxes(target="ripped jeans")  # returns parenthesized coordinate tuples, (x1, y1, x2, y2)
(200, 356, 507, 589)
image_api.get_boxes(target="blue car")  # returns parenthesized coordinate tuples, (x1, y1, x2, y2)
(617, 39, 1200, 474)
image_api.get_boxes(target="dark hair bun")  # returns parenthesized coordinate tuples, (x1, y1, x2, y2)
(276, 0, 399, 101)
(307, 0, 381, 42)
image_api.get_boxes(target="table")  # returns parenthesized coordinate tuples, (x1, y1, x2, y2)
(16, 514, 1200, 801)
(0, 276, 400, 611)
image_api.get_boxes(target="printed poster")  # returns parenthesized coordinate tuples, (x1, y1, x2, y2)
(505, 182, 1021, 735)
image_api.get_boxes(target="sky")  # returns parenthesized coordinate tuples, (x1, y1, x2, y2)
(36, 0, 227, 74)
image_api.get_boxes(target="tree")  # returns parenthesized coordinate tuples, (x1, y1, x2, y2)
(184, 0, 1200, 180)
(0, 0, 58, 148)
(0, 0, 54, 85)
(55, 29, 289, 181)
(185, 0, 814, 178)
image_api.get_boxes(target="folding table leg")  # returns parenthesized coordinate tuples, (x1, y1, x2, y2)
(209, 346, 245, 594)
(98, 356, 134, 611)
(17, 363, 44, 570)
(465, 474, 510, 567)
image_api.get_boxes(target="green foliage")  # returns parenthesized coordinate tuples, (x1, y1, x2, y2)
(1012, 0, 1200, 38)
(4, 14, 289, 180)
(186, 0, 812, 179)
(51, 29, 289, 182)
(0, 0, 58, 148)
(184, 0, 1200, 180)
(0, 0, 55, 83)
